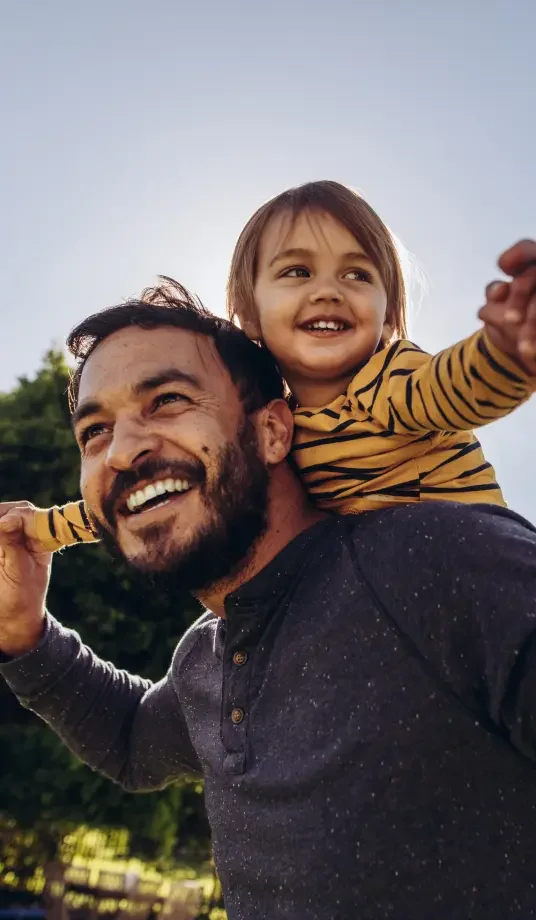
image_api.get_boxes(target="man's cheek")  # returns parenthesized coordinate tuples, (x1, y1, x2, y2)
(81, 472, 107, 529)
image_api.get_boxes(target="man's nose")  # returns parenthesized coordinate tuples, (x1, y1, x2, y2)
(105, 419, 162, 472)
(309, 277, 344, 304)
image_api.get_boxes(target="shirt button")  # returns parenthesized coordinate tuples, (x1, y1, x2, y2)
(233, 650, 248, 666)
(231, 707, 245, 724)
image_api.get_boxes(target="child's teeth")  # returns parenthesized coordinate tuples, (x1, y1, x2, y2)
(309, 320, 344, 330)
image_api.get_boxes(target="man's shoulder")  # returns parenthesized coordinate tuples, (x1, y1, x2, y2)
(348, 501, 535, 542)
(343, 501, 536, 577)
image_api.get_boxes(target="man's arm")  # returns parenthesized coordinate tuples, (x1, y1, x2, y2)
(0, 506, 200, 789)
(351, 502, 536, 760)
(0, 613, 201, 789)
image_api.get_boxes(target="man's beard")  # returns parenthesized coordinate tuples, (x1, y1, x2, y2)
(90, 417, 270, 593)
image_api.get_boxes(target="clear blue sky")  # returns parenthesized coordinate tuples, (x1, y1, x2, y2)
(1, 0, 535, 517)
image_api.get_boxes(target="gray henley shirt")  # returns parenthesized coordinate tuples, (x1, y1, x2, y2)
(3, 502, 536, 919)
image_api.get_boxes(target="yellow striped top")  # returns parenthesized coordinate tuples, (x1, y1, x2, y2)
(34, 328, 533, 551)
(293, 329, 532, 513)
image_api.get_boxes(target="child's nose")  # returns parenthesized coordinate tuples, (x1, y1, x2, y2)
(309, 279, 344, 304)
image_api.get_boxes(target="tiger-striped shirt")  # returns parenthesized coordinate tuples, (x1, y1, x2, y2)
(33, 328, 533, 551)
(293, 328, 532, 513)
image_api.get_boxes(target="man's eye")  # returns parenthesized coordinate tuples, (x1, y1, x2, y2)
(80, 423, 107, 445)
(153, 392, 190, 410)
(282, 266, 310, 278)
(344, 268, 373, 283)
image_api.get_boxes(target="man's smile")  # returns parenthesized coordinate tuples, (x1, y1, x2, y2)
(124, 476, 192, 514)
(118, 485, 197, 530)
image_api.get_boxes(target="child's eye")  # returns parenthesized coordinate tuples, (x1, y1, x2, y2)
(344, 268, 373, 283)
(281, 266, 310, 278)
(153, 392, 191, 410)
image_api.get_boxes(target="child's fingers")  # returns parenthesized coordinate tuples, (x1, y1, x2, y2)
(497, 240, 536, 277)
(518, 293, 536, 370)
(485, 280, 510, 302)
(478, 300, 517, 333)
(503, 265, 536, 323)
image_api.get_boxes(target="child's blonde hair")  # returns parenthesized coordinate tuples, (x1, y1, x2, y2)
(227, 180, 408, 341)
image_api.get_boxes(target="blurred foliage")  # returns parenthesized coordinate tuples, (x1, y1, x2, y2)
(0, 352, 211, 872)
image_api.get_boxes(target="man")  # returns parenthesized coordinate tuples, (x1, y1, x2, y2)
(1, 278, 536, 920)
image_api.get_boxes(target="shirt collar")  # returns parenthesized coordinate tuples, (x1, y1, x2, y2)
(224, 517, 335, 617)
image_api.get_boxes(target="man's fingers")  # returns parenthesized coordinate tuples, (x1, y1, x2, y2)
(0, 501, 34, 519)
(498, 240, 536, 277)
(0, 512, 28, 543)
(0, 512, 50, 559)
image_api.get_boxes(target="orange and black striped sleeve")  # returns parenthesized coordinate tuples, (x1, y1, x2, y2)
(34, 501, 98, 552)
(356, 329, 534, 434)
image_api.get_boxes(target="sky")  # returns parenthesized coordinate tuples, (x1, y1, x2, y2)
(0, 0, 535, 518)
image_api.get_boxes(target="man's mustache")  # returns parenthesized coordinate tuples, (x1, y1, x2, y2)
(100, 457, 206, 529)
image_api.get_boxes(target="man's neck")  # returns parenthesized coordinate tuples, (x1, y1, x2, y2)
(196, 469, 326, 616)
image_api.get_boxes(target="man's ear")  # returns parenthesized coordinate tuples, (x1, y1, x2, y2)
(255, 399, 294, 465)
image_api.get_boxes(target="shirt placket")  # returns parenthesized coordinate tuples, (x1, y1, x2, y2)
(220, 605, 263, 776)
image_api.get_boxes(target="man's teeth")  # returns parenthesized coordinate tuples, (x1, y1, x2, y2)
(307, 320, 346, 331)
(126, 478, 191, 512)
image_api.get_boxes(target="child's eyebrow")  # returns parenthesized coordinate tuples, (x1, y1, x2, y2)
(268, 247, 313, 267)
(268, 248, 375, 268)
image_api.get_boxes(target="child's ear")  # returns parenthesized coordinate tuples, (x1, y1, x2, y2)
(237, 306, 262, 342)
(381, 320, 394, 346)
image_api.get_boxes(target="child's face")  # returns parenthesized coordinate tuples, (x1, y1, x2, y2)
(253, 209, 389, 405)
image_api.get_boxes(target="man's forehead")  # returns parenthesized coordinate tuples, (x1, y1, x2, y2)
(78, 325, 227, 402)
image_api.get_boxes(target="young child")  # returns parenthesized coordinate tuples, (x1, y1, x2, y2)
(31, 181, 536, 551)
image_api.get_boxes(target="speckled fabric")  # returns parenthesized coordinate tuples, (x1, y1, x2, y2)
(3, 503, 536, 919)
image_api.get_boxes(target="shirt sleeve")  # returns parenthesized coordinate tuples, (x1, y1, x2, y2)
(34, 501, 99, 552)
(357, 330, 533, 435)
(350, 502, 536, 761)
(0, 614, 202, 788)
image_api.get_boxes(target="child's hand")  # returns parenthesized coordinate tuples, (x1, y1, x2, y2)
(478, 239, 536, 376)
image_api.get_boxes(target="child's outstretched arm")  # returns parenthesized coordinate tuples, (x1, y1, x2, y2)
(33, 501, 98, 552)
(359, 240, 536, 434)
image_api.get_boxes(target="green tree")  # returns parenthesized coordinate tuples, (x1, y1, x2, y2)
(0, 352, 210, 878)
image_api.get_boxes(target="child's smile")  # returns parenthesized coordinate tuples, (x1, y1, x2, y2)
(253, 209, 389, 407)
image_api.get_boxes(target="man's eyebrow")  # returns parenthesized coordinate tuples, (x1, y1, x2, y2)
(133, 368, 202, 396)
(71, 369, 202, 431)
(268, 247, 374, 267)
(71, 399, 103, 432)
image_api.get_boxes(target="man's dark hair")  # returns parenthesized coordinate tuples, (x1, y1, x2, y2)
(67, 277, 284, 413)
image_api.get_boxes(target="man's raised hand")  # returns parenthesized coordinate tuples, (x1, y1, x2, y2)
(0, 501, 51, 656)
